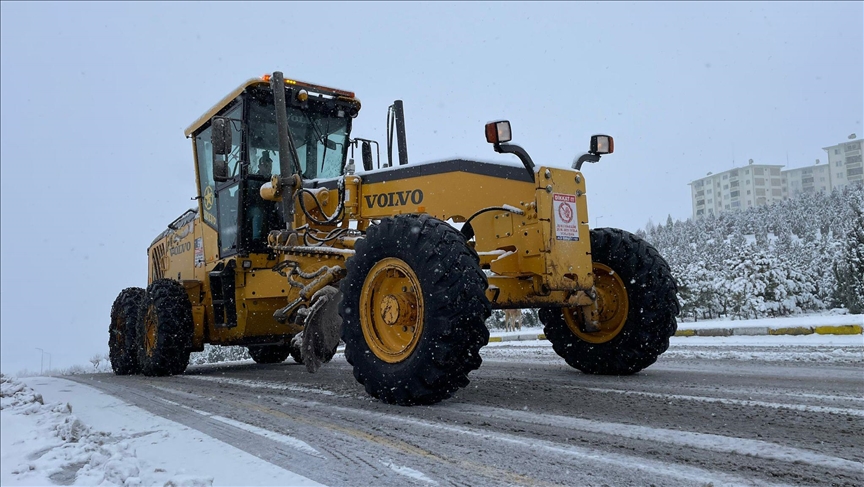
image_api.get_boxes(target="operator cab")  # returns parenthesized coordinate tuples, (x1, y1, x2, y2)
(186, 76, 360, 259)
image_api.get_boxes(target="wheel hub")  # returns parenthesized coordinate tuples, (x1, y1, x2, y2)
(380, 292, 418, 326)
(564, 263, 629, 344)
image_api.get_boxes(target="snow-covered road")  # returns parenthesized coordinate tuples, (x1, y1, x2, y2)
(4, 331, 861, 487)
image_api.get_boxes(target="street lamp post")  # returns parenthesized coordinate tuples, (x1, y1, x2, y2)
(36, 348, 44, 375)
(594, 215, 604, 227)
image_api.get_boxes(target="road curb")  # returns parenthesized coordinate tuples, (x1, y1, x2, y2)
(673, 324, 863, 337)
(488, 324, 862, 342)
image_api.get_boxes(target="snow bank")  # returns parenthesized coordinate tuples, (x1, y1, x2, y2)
(2, 375, 321, 486)
(1, 373, 187, 486)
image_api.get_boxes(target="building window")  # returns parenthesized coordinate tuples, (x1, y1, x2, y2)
(771, 179, 782, 186)
(848, 167, 863, 177)
(725, 205, 730, 210)
(707, 188, 712, 194)
(707, 198, 713, 204)
(835, 149, 841, 154)
(846, 142, 861, 151)
(772, 189, 782, 196)
(746, 180, 750, 185)
(755, 178, 765, 185)
(847, 155, 863, 164)
(836, 161, 843, 166)
(697, 199, 705, 206)
(723, 184, 729, 190)
(820, 177, 826, 182)
(746, 190, 751, 195)
(697, 209, 704, 216)
(730, 190, 740, 197)
(730, 180, 739, 188)
(838, 172, 845, 179)
(731, 201, 740, 208)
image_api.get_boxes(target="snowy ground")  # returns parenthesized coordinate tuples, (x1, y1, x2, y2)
(0, 315, 864, 486)
(0, 375, 321, 487)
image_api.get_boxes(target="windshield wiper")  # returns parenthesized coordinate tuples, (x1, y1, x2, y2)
(320, 118, 332, 172)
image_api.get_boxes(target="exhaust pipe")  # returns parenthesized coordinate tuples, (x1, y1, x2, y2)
(387, 100, 409, 167)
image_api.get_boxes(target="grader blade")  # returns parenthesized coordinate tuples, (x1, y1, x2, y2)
(301, 286, 343, 373)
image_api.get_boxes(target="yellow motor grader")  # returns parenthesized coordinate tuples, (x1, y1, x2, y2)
(109, 71, 679, 405)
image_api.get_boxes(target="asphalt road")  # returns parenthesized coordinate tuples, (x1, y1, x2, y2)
(68, 343, 863, 487)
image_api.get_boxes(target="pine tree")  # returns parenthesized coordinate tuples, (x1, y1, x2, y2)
(834, 189, 864, 313)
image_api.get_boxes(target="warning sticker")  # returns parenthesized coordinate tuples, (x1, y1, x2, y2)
(553, 193, 579, 241)
(194, 237, 205, 267)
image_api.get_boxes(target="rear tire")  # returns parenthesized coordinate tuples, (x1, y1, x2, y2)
(540, 228, 679, 375)
(137, 279, 193, 376)
(248, 345, 291, 364)
(109, 287, 145, 375)
(340, 214, 490, 406)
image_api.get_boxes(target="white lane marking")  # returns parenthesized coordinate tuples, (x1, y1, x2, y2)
(379, 459, 438, 485)
(790, 392, 864, 403)
(209, 415, 324, 459)
(155, 397, 323, 458)
(276, 397, 782, 487)
(156, 397, 212, 416)
(569, 386, 864, 417)
(447, 403, 863, 473)
(181, 375, 346, 397)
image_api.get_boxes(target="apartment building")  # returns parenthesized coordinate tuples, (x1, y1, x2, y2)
(823, 139, 863, 189)
(689, 137, 863, 221)
(782, 162, 833, 198)
(689, 162, 784, 220)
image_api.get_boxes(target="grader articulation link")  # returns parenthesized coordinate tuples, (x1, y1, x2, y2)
(109, 71, 680, 406)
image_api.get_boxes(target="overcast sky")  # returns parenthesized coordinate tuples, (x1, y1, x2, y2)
(1, 2, 861, 373)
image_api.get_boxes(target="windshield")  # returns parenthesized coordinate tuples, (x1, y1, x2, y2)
(247, 91, 350, 180)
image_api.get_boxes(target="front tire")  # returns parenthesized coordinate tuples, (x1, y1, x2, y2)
(109, 287, 145, 375)
(340, 214, 491, 406)
(541, 228, 679, 375)
(137, 279, 193, 376)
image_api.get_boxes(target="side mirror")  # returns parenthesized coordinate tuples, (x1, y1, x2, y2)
(213, 159, 230, 183)
(589, 135, 614, 155)
(211, 117, 233, 156)
(361, 141, 374, 171)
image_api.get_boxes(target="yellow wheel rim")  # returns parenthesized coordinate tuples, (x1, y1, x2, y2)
(564, 263, 629, 344)
(360, 257, 424, 363)
(143, 303, 158, 357)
